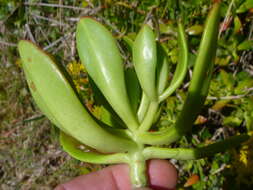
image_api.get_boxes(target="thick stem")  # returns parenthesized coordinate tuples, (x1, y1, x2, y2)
(128, 146, 148, 188)
(143, 134, 250, 160)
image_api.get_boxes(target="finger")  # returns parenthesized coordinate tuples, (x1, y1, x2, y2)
(55, 164, 130, 190)
(55, 159, 177, 190)
(148, 160, 178, 190)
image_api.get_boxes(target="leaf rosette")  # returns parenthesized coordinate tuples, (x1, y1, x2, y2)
(18, 2, 249, 188)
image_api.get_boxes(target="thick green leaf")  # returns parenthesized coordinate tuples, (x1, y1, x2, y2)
(159, 23, 188, 102)
(159, 23, 176, 35)
(156, 43, 170, 95)
(60, 132, 129, 164)
(143, 3, 221, 145)
(18, 40, 137, 153)
(171, 2, 221, 141)
(76, 18, 138, 131)
(125, 67, 141, 113)
(137, 127, 177, 145)
(136, 44, 168, 123)
(133, 25, 157, 101)
(186, 25, 204, 36)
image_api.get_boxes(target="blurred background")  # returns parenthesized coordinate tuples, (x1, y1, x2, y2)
(0, 0, 253, 189)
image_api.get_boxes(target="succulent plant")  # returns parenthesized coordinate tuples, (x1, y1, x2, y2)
(18, 2, 249, 188)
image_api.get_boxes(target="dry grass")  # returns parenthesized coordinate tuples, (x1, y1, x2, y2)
(0, 1, 104, 189)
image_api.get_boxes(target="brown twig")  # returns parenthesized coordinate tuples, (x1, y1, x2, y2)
(25, 24, 36, 43)
(0, 41, 17, 47)
(24, 2, 102, 15)
(31, 16, 50, 44)
(23, 2, 88, 11)
(218, 0, 235, 38)
(211, 164, 226, 175)
(30, 13, 68, 26)
(207, 87, 253, 100)
(43, 33, 72, 51)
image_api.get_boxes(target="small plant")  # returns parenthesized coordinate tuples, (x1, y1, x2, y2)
(18, 2, 249, 188)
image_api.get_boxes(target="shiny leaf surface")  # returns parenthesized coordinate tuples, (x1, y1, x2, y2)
(133, 25, 157, 101)
(76, 18, 138, 131)
(60, 132, 129, 164)
(18, 40, 137, 153)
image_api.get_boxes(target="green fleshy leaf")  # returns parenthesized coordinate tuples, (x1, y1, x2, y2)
(18, 40, 137, 153)
(186, 25, 204, 36)
(156, 43, 170, 95)
(159, 23, 188, 102)
(76, 18, 139, 131)
(125, 67, 141, 113)
(60, 132, 129, 164)
(133, 25, 157, 101)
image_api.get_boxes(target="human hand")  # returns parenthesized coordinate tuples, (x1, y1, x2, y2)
(55, 159, 177, 190)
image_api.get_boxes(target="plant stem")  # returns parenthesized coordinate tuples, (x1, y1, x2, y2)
(128, 147, 147, 188)
(143, 134, 250, 160)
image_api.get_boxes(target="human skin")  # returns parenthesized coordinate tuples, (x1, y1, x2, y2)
(54, 159, 178, 190)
